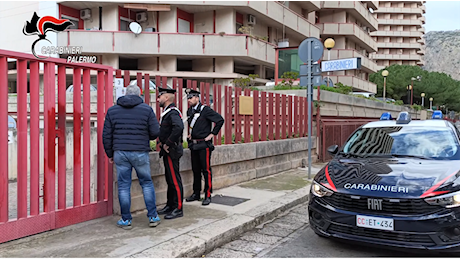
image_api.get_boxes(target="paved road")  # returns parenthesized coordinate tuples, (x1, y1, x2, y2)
(207, 202, 457, 258)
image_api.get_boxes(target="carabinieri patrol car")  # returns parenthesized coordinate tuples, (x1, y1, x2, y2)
(309, 111, 460, 252)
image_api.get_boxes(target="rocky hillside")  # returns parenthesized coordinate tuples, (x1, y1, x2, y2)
(423, 30, 460, 80)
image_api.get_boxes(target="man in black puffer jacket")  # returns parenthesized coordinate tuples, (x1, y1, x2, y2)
(103, 85, 161, 230)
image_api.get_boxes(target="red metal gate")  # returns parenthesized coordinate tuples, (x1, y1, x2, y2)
(0, 49, 114, 243)
(319, 117, 377, 162)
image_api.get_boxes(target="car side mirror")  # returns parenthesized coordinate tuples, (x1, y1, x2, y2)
(327, 145, 339, 156)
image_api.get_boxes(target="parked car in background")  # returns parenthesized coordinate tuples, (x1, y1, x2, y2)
(66, 84, 97, 92)
(129, 79, 172, 91)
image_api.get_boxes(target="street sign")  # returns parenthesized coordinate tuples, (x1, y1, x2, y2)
(298, 37, 324, 180)
(298, 37, 324, 63)
(321, 57, 362, 72)
(114, 78, 124, 88)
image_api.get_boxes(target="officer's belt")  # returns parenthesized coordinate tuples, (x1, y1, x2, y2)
(191, 139, 205, 144)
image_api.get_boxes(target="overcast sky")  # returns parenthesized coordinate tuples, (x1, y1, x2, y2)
(425, 1, 460, 32)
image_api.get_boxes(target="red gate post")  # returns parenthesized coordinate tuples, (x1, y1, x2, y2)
(253, 90, 259, 142)
(192, 80, 197, 90)
(83, 69, 91, 205)
(213, 84, 218, 146)
(288, 95, 293, 138)
(200, 82, 205, 104)
(300, 97, 305, 137)
(123, 70, 130, 87)
(105, 68, 114, 213)
(172, 78, 178, 104)
(136, 72, 142, 94)
(244, 89, 250, 143)
(226, 86, 233, 144)
(73, 68, 82, 207)
(235, 87, 242, 143)
(162, 77, 167, 92)
(0, 56, 7, 222)
(275, 93, 280, 140)
(155, 76, 161, 152)
(216, 85, 222, 146)
(57, 65, 67, 210)
(268, 93, 274, 140)
(281, 95, 287, 139)
(97, 71, 106, 201)
(17, 59, 28, 219)
(44, 62, 56, 214)
(205, 83, 210, 106)
(30, 61, 40, 215)
(178, 79, 183, 114)
(261, 91, 267, 141)
(294, 96, 299, 137)
(144, 74, 150, 105)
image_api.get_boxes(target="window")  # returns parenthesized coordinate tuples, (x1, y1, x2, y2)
(62, 15, 79, 29)
(178, 19, 191, 33)
(120, 18, 131, 31)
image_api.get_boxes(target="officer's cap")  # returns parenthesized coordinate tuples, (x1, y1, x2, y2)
(185, 88, 200, 99)
(158, 87, 176, 96)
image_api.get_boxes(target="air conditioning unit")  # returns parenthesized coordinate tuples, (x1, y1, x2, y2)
(136, 12, 148, 23)
(247, 14, 256, 25)
(80, 9, 91, 20)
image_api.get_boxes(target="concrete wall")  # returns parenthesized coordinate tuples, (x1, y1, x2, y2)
(113, 137, 317, 214)
(265, 89, 425, 119)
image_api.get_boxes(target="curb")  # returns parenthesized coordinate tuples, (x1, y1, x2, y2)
(130, 183, 312, 258)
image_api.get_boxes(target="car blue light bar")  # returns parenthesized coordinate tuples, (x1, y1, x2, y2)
(432, 110, 443, 119)
(380, 112, 392, 120)
(396, 112, 411, 124)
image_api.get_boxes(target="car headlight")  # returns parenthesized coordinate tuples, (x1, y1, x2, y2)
(311, 181, 334, 197)
(424, 191, 460, 208)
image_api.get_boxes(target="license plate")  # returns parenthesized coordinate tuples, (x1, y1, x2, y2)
(356, 215, 394, 231)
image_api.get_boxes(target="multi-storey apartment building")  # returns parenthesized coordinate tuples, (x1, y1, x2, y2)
(370, 1, 426, 70)
(0, 1, 321, 87)
(314, 1, 380, 93)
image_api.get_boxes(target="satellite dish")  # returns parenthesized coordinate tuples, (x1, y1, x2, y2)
(129, 22, 142, 36)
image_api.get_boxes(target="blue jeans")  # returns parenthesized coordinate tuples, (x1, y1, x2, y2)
(114, 151, 158, 221)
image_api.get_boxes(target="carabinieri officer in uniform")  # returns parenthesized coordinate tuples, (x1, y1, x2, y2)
(184, 89, 224, 206)
(156, 87, 185, 219)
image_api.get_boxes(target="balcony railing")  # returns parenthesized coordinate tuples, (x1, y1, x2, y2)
(320, 1, 378, 31)
(370, 30, 423, 38)
(57, 31, 276, 64)
(326, 75, 377, 93)
(370, 54, 422, 61)
(319, 23, 378, 52)
(377, 19, 423, 27)
(377, 42, 422, 49)
(156, 1, 320, 38)
(374, 7, 423, 16)
(322, 49, 378, 73)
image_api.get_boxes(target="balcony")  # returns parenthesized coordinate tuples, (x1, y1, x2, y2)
(153, 1, 320, 38)
(364, 1, 379, 10)
(297, 1, 321, 12)
(374, 7, 423, 16)
(320, 1, 378, 31)
(420, 16, 426, 24)
(419, 27, 426, 33)
(318, 23, 378, 52)
(57, 31, 276, 64)
(418, 38, 426, 45)
(417, 48, 425, 55)
(322, 49, 378, 73)
(377, 42, 422, 50)
(370, 54, 422, 61)
(326, 75, 377, 93)
(377, 19, 423, 27)
(417, 60, 425, 66)
(371, 30, 423, 38)
(421, 5, 426, 13)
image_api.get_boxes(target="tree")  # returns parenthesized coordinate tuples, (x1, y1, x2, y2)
(231, 74, 259, 89)
(369, 65, 460, 112)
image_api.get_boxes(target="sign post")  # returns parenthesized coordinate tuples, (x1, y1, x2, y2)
(298, 37, 324, 179)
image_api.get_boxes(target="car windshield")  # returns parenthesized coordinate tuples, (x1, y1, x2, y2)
(341, 126, 460, 160)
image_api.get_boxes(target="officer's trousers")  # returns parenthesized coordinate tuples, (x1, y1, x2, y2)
(191, 147, 213, 198)
(163, 154, 184, 210)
